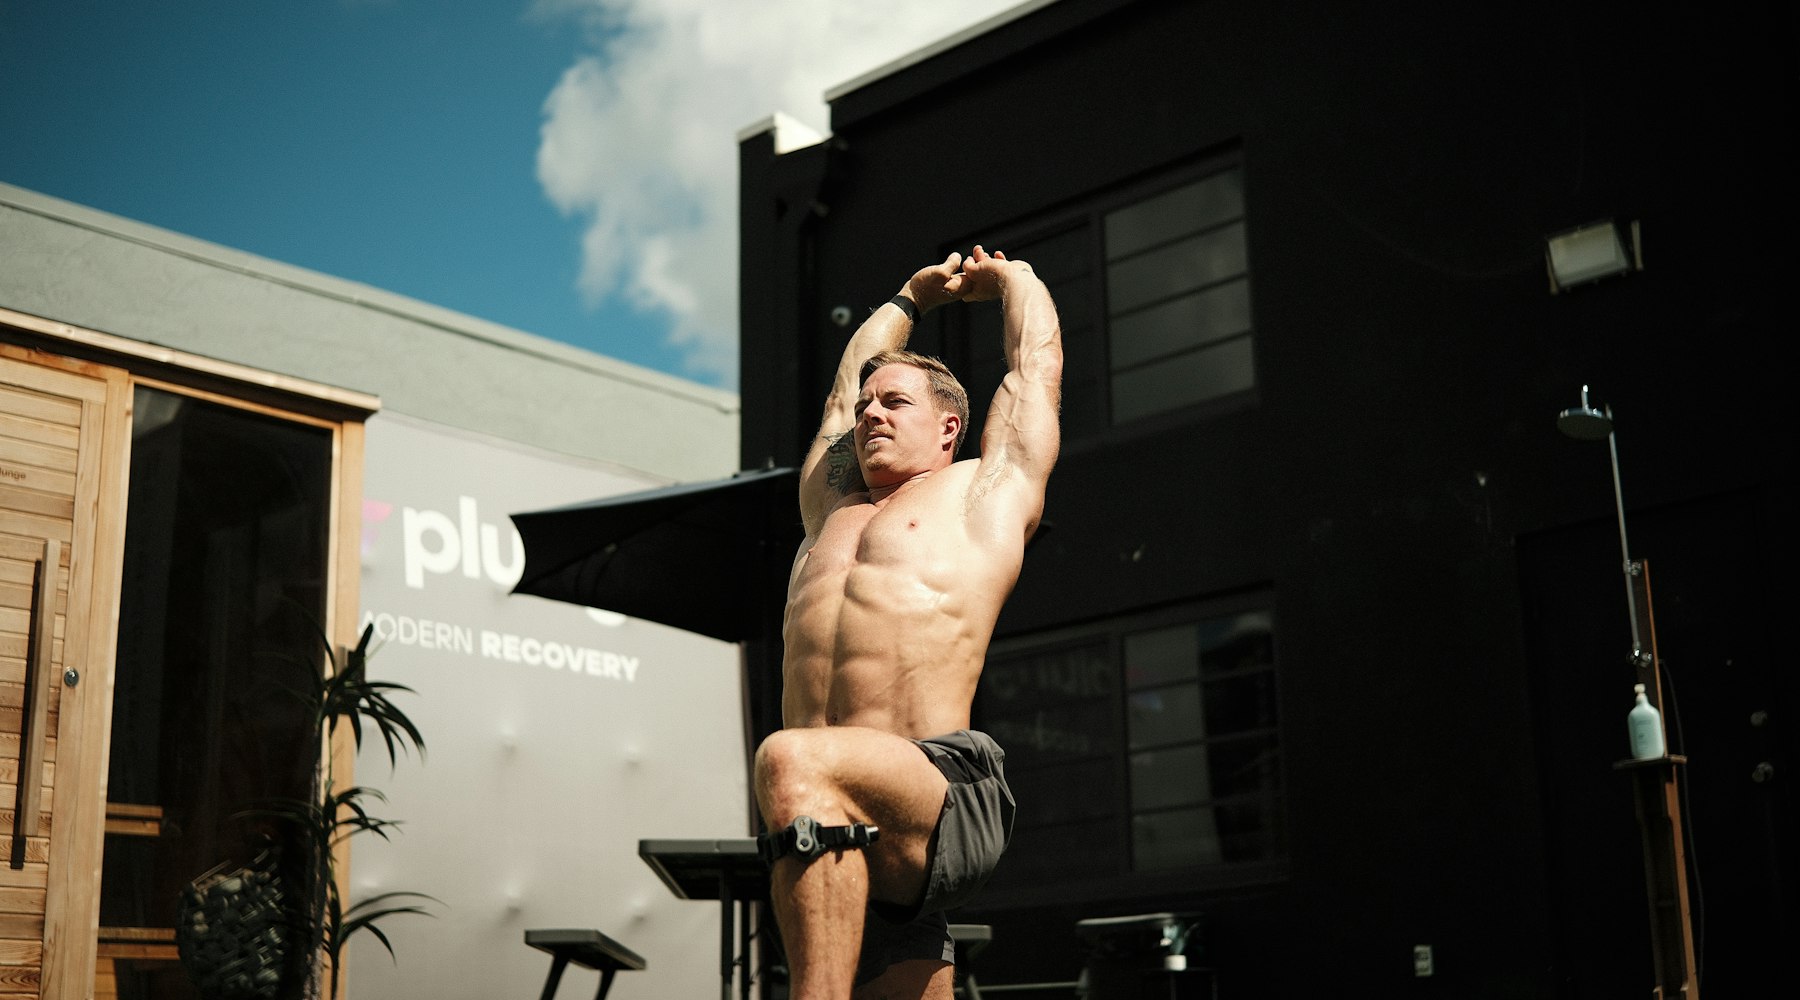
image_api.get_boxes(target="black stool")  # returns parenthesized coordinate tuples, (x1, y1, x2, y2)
(526, 928, 647, 1000)
(950, 923, 992, 1000)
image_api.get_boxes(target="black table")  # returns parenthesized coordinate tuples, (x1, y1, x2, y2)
(525, 928, 646, 1000)
(639, 838, 767, 1000)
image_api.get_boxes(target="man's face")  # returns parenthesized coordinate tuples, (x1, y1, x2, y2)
(854, 364, 958, 487)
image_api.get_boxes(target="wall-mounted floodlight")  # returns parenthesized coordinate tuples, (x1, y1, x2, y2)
(1547, 219, 1641, 293)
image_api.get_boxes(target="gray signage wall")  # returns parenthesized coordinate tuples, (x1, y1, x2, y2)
(347, 412, 748, 997)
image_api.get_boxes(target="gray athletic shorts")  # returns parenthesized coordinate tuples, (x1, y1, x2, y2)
(856, 729, 1015, 985)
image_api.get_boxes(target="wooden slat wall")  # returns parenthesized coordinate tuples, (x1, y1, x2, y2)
(0, 363, 81, 1000)
(0, 347, 129, 1000)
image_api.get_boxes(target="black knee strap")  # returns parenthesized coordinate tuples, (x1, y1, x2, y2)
(757, 815, 880, 865)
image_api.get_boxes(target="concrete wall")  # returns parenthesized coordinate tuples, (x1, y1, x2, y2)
(350, 412, 746, 999)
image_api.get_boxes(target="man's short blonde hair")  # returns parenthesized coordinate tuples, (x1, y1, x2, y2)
(859, 350, 971, 456)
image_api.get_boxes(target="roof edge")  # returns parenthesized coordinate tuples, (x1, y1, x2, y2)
(0, 181, 739, 414)
(736, 111, 827, 152)
(822, 0, 1062, 103)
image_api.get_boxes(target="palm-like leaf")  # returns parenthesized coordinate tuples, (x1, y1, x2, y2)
(320, 625, 426, 769)
(218, 609, 436, 999)
(323, 891, 438, 964)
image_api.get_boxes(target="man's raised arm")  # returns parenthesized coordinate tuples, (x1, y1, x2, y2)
(962, 246, 1063, 533)
(797, 252, 967, 535)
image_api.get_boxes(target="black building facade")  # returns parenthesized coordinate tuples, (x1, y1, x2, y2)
(737, 1, 1794, 995)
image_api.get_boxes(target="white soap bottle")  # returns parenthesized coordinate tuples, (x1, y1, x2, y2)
(1628, 683, 1665, 760)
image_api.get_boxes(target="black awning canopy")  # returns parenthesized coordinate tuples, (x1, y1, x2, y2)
(510, 467, 800, 643)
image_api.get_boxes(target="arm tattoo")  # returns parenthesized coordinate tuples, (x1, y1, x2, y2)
(823, 432, 863, 493)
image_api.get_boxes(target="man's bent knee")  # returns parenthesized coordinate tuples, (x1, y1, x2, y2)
(754, 730, 815, 809)
(756, 728, 824, 776)
(753, 729, 803, 782)
(755, 728, 851, 818)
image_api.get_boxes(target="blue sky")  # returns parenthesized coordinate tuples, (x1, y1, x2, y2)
(0, 0, 1018, 389)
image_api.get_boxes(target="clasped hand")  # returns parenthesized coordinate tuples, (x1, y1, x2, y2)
(907, 245, 1015, 311)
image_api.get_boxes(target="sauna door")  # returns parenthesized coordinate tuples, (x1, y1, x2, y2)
(1, 348, 132, 999)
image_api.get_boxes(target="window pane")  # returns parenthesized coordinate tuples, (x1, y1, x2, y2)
(1007, 816, 1125, 882)
(1013, 755, 1122, 828)
(979, 638, 1128, 889)
(1110, 278, 1252, 370)
(1198, 610, 1275, 676)
(1129, 744, 1211, 810)
(1052, 274, 1100, 339)
(1106, 222, 1248, 315)
(1111, 335, 1256, 423)
(1124, 624, 1198, 689)
(1128, 685, 1203, 749)
(1058, 292, 1106, 438)
(1202, 735, 1282, 800)
(979, 640, 1119, 764)
(1106, 171, 1244, 260)
(1203, 671, 1280, 734)
(1015, 224, 1092, 283)
(1059, 364, 1107, 439)
(1216, 794, 1286, 863)
(979, 594, 1282, 886)
(1133, 807, 1223, 870)
(104, 386, 331, 981)
(964, 236, 1101, 441)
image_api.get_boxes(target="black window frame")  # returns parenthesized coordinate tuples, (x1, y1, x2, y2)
(944, 148, 1257, 450)
(971, 590, 1289, 910)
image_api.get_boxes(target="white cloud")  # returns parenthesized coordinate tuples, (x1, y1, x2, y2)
(535, 0, 1022, 387)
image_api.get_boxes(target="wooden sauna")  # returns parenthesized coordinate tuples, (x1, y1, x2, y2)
(2, 313, 374, 1000)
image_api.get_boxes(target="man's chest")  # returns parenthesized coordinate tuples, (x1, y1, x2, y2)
(803, 491, 962, 580)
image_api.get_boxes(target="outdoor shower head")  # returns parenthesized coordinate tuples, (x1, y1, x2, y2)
(1558, 384, 1614, 440)
(1557, 382, 1643, 654)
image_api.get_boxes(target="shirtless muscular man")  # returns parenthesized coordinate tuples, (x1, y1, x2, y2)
(754, 245, 1063, 998)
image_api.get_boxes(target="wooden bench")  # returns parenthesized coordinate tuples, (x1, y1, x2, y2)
(526, 928, 647, 1000)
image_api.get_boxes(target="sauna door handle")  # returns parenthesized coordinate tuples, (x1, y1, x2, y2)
(11, 538, 58, 868)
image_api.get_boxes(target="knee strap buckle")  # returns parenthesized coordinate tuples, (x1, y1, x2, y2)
(757, 815, 880, 865)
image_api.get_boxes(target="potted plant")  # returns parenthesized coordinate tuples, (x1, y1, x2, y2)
(177, 623, 433, 1000)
